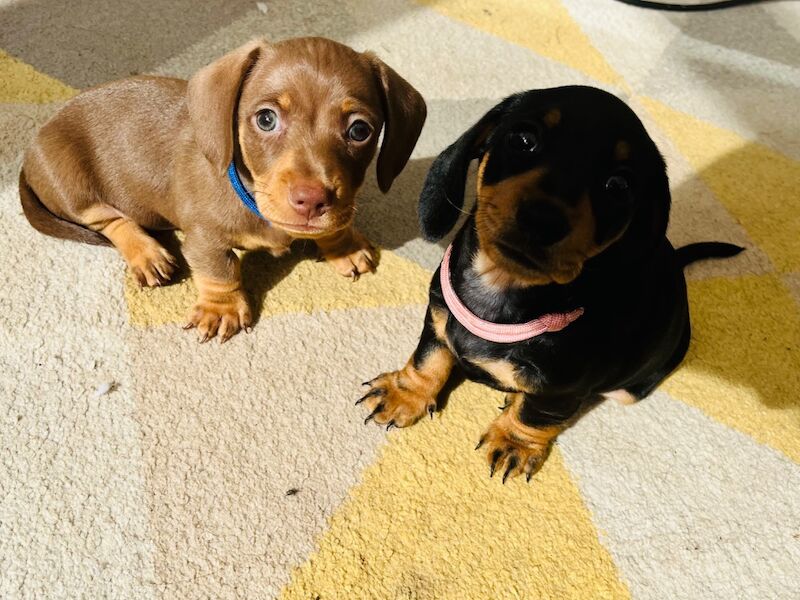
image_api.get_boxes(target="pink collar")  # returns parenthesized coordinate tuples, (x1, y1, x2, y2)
(439, 244, 584, 344)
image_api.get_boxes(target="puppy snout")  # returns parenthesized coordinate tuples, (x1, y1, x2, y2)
(288, 181, 332, 219)
(517, 201, 570, 247)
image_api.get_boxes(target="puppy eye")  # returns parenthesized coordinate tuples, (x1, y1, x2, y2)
(506, 130, 539, 153)
(347, 120, 372, 142)
(256, 109, 279, 132)
(605, 174, 630, 192)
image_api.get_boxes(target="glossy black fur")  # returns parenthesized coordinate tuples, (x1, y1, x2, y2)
(415, 86, 743, 428)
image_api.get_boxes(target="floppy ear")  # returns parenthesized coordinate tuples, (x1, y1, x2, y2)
(187, 40, 265, 174)
(622, 146, 671, 252)
(418, 96, 517, 241)
(367, 55, 427, 194)
(592, 185, 636, 247)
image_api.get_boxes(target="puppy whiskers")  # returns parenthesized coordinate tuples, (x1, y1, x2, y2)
(444, 192, 472, 216)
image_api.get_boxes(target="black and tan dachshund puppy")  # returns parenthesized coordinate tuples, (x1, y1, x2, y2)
(358, 86, 743, 482)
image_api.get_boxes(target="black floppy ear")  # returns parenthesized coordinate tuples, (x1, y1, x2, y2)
(418, 96, 518, 241)
(610, 146, 671, 253)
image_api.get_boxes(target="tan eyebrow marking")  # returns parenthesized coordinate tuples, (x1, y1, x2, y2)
(340, 98, 377, 121)
(614, 140, 630, 161)
(543, 108, 561, 128)
(277, 93, 292, 110)
(341, 98, 360, 113)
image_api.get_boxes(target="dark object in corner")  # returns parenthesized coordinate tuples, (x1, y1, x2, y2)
(613, 0, 765, 11)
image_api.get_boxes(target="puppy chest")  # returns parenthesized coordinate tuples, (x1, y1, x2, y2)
(235, 230, 293, 255)
(464, 357, 531, 392)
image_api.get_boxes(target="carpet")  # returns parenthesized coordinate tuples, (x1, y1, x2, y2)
(1, 1, 799, 598)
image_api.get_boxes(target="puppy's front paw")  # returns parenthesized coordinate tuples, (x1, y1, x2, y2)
(320, 229, 378, 280)
(476, 409, 559, 483)
(184, 292, 252, 343)
(357, 370, 438, 429)
(129, 243, 176, 287)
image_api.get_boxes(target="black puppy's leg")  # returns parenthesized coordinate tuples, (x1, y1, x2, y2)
(477, 392, 583, 482)
(359, 306, 455, 428)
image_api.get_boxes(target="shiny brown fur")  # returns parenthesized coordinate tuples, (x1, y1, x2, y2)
(20, 37, 426, 342)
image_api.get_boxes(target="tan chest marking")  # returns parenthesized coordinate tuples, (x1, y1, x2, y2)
(430, 306, 449, 342)
(235, 230, 293, 256)
(603, 389, 638, 405)
(470, 358, 535, 393)
(431, 306, 534, 393)
(473, 250, 528, 291)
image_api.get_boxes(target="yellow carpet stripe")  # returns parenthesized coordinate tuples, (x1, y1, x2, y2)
(663, 274, 800, 463)
(0, 50, 76, 103)
(125, 249, 431, 326)
(640, 96, 800, 273)
(279, 380, 630, 600)
(417, 0, 624, 88)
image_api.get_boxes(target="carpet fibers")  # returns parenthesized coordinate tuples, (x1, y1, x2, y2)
(1, 1, 799, 598)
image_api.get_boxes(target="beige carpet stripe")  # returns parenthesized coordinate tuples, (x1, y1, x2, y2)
(560, 392, 800, 600)
(1, 73, 157, 599)
(131, 306, 425, 599)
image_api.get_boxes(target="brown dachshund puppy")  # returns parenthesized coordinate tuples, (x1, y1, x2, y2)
(20, 37, 426, 342)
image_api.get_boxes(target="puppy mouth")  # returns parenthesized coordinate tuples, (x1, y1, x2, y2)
(266, 219, 326, 234)
(495, 241, 546, 271)
(256, 201, 353, 237)
(263, 213, 354, 238)
(494, 240, 583, 284)
(253, 190, 351, 236)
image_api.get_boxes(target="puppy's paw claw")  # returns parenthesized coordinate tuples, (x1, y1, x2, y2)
(479, 411, 557, 483)
(129, 244, 176, 287)
(185, 294, 252, 343)
(355, 388, 385, 405)
(322, 231, 379, 279)
(358, 371, 437, 428)
(364, 402, 384, 424)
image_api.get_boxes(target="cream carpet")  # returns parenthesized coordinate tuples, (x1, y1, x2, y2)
(1, 1, 799, 598)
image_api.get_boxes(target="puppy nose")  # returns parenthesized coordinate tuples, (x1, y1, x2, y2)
(288, 181, 332, 219)
(517, 201, 570, 247)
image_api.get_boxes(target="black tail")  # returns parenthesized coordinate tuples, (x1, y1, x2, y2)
(676, 241, 744, 268)
(19, 168, 111, 246)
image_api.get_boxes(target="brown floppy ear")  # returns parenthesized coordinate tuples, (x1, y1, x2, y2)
(367, 54, 427, 193)
(187, 40, 265, 174)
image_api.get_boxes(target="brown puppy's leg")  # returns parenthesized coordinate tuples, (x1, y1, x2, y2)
(477, 392, 583, 483)
(359, 307, 454, 428)
(81, 205, 176, 287)
(182, 232, 252, 343)
(316, 226, 378, 280)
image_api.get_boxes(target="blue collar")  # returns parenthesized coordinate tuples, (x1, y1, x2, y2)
(227, 161, 269, 222)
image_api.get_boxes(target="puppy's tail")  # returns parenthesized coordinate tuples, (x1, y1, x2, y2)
(19, 168, 110, 247)
(676, 241, 744, 268)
